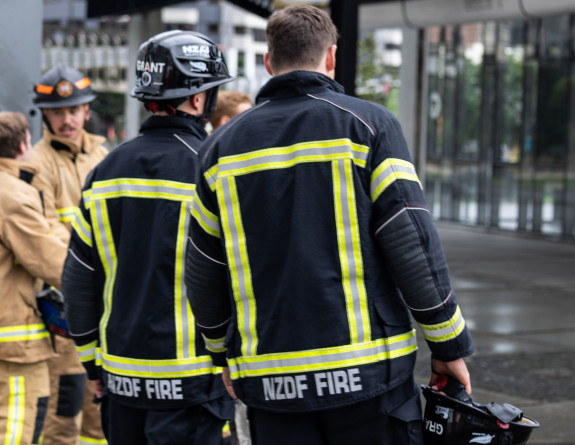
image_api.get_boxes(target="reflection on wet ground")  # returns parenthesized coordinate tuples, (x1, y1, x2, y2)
(413, 223, 575, 443)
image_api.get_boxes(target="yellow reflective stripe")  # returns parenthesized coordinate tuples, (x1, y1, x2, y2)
(0, 324, 50, 342)
(101, 353, 219, 378)
(71, 207, 93, 247)
(190, 193, 220, 238)
(202, 334, 226, 353)
(83, 188, 93, 206)
(89, 178, 195, 202)
(332, 160, 371, 344)
(175, 201, 194, 359)
(218, 176, 258, 357)
(6, 376, 25, 445)
(418, 306, 466, 342)
(76, 341, 98, 362)
(90, 199, 116, 355)
(370, 158, 422, 202)
(205, 138, 369, 191)
(57, 206, 77, 223)
(229, 330, 418, 379)
(79, 436, 108, 444)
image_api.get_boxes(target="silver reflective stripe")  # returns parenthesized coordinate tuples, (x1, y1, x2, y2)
(332, 159, 370, 344)
(206, 139, 369, 190)
(71, 207, 92, 247)
(418, 306, 466, 342)
(57, 206, 77, 222)
(91, 198, 116, 355)
(101, 353, 216, 378)
(90, 179, 195, 202)
(175, 201, 193, 359)
(0, 324, 49, 342)
(202, 334, 226, 353)
(191, 193, 220, 238)
(6, 376, 24, 445)
(219, 176, 258, 357)
(76, 342, 98, 362)
(229, 330, 418, 378)
(371, 158, 422, 202)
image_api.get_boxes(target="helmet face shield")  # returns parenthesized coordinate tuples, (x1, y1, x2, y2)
(422, 385, 539, 445)
(131, 30, 233, 102)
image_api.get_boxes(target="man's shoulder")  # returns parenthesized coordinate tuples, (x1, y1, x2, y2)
(0, 172, 40, 212)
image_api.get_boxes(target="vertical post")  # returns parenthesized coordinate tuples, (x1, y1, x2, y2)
(124, 10, 164, 140)
(331, 0, 359, 96)
(0, 0, 43, 142)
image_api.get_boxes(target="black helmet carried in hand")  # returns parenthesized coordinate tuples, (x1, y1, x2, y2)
(131, 30, 233, 102)
(422, 376, 539, 445)
(34, 64, 97, 108)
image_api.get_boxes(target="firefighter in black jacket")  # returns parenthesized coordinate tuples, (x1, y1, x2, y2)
(61, 30, 234, 445)
(186, 6, 474, 445)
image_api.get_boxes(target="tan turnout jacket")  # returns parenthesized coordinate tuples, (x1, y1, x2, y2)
(0, 158, 67, 364)
(30, 128, 108, 243)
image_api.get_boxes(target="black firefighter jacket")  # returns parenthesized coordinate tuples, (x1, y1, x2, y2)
(186, 71, 475, 413)
(62, 115, 229, 411)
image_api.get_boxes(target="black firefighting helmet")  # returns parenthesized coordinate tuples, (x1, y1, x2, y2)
(34, 64, 97, 108)
(36, 287, 70, 338)
(422, 376, 539, 445)
(131, 30, 233, 119)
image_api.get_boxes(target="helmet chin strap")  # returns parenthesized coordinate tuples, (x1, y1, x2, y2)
(42, 113, 56, 135)
(145, 87, 220, 126)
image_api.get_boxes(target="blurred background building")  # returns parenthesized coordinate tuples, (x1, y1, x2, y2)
(3, 0, 575, 240)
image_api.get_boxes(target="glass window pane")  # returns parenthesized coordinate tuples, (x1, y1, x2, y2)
(495, 20, 524, 164)
(457, 24, 482, 161)
(535, 15, 570, 164)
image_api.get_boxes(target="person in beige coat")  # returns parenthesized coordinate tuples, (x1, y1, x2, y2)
(30, 65, 108, 445)
(0, 111, 68, 445)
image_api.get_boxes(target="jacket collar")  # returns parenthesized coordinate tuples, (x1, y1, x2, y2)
(43, 128, 106, 156)
(0, 158, 37, 184)
(256, 71, 345, 103)
(139, 114, 208, 140)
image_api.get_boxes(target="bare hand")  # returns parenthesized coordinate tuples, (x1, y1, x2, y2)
(92, 379, 103, 398)
(222, 367, 237, 399)
(429, 357, 472, 395)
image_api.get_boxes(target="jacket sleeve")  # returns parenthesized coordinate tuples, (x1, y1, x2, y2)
(2, 185, 67, 289)
(185, 153, 232, 367)
(370, 115, 474, 362)
(61, 183, 103, 379)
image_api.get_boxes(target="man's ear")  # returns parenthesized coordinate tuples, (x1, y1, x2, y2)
(264, 53, 274, 76)
(84, 104, 91, 121)
(325, 44, 337, 75)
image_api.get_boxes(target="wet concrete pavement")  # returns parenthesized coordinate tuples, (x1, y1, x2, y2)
(413, 223, 575, 444)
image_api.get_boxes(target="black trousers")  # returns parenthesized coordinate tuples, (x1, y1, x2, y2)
(248, 390, 424, 445)
(100, 397, 228, 445)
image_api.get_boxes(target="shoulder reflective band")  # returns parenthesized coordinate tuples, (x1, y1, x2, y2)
(205, 138, 369, 191)
(370, 158, 421, 202)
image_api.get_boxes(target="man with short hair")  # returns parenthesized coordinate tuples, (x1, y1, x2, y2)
(61, 30, 235, 444)
(0, 111, 67, 445)
(187, 5, 474, 444)
(31, 64, 108, 445)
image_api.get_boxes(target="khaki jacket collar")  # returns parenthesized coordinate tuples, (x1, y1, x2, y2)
(0, 158, 37, 183)
(42, 128, 107, 156)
